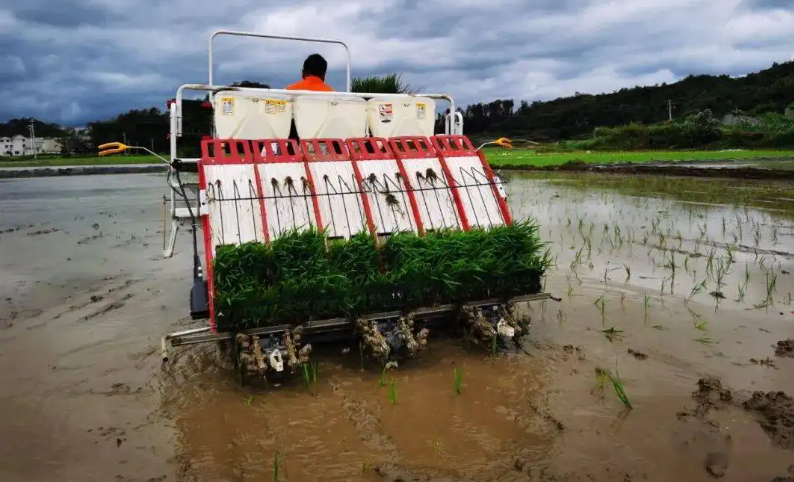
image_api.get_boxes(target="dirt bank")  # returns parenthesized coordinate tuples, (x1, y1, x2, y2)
(495, 160, 794, 180)
(0, 165, 163, 178)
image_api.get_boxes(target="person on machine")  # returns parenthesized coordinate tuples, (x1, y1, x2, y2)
(286, 54, 334, 91)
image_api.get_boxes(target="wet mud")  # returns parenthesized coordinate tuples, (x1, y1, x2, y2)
(776, 339, 794, 358)
(2, 173, 794, 482)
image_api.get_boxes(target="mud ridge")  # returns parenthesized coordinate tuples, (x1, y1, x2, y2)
(743, 391, 794, 449)
(329, 377, 402, 458)
(0, 165, 164, 178)
(680, 378, 794, 451)
(775, 339, 794, 358)
(496, 160, 794, 180)
(84, 293, 133, 321)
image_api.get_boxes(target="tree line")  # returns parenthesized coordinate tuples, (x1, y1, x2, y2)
(3, 60, 794, 156)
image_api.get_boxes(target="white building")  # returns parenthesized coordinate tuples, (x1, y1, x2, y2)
(0, 135, 61, 157)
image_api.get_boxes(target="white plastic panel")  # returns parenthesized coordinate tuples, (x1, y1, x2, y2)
(203, 164, 265, 252)
(367, 97, 436, 137)
(213, 91, 292, 139)
(307, 161, 368, 239)
(444, 156, 505, 229)
(357, 160, 418, 235)
(293, 95, 367, 139)
(258, 163, 317, 239)
(401, 158, 461, 230)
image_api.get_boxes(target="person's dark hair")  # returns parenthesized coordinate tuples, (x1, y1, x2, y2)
(302, 54, 328, 80)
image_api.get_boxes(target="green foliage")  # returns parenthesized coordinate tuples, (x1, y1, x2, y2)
(570, 108, 794, 150)
(442, 61, 794, 142)
(352, 73, 414, 94)
(212, 223, 549, 329)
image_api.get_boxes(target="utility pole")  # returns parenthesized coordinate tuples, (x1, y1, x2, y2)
(27, 121, 36, 159)
(667, 100, 673, 121)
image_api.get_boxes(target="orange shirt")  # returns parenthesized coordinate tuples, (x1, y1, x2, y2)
(285, 75, 334, 91)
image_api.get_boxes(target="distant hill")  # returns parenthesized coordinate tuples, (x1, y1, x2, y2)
(455, 61, 794, 141)
(0, 118, 65, 138)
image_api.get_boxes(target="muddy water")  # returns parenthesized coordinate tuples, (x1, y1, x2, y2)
(2, 173, 794, 482)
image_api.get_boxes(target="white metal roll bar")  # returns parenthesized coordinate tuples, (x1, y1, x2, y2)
(208, 30, 353, 99)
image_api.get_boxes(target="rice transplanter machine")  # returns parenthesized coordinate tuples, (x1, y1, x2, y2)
(100, 31, 550, 385)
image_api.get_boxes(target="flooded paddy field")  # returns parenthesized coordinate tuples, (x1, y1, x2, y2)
(1, 173, 793, 482)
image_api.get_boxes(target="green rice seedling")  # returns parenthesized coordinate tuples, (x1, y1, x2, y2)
(302, 364, 312, 391)
(595, 368, 608, 392)
(643, 293, 651, 321)
(246, 395, 253, 406)
(311, 361, 318, 393)
(725, 245, 736, 265)
(362, 462, 369, 472)
(736, 283, 746, 303)
(686, 278, 708, 305)
(620, 292, 626, 311)
(454, 367, 463, 395)
(766, 272, 778, 298)
(214, 222, 549, 329)
(759, 256, 769, 271)
(567, 284, 574, 299)
(785, 292, 791, 305)
(695, 337, 715, 345)
(754, 298, 772, 310)
(604, 364, 632, 409)
(604, 266, 620, 284)
(491, 333, 498, 358)
(387, 378, 397, 404)
(594, 295, 606, 323)
(273, 452, 281, 481)
(601, 326, 623, 342)
(557, 308, 564, 324)
(771, 225, 779, 245)
(706, 247, 717, 279)
(624, 264, 631, 281)
(378, 364, 388, 387)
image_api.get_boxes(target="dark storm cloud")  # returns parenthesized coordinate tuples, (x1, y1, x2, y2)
(1, 0, 792, 125)
(741, 0, 792, 9)
(13, 2, 113, 28)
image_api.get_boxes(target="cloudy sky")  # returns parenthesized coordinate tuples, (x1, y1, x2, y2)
(1, 0, 792, 126)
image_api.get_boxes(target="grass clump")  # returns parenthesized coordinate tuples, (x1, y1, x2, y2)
(212, 221, 549, 330)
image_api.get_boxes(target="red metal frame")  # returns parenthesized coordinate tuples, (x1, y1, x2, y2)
(197, 137, 258, 332)
(345, 137, 393, 160)
(430, 134, 476, 156)
(390, 136, 470, 231)
(300, 139, 349, 162)
(347, 137, 424, 236)
(199, 138, 253, 165)
(252, 139, 303, 163)
(433, 135, 512, 225)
